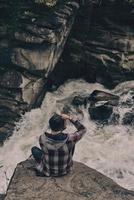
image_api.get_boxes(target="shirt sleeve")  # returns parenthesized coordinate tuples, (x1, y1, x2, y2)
(68, 119, 87, 143)
(39, 135, 45, 151)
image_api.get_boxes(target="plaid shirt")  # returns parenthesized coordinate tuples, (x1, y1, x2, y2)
(38, 119, 86, 177)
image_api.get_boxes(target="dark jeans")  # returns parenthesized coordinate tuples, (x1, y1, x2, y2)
(31, 146, 43, 163)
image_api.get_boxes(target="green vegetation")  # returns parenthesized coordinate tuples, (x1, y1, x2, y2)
(35, 0, 57, 7)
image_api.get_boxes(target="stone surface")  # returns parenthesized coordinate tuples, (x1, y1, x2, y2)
(0, 0, 79, 144)
(71, 95, 88, 106)
(88, 90, 119, 106)
(87, 90, 119, 122)
(51, 0, 134, 88)
(0, 0, 79, 74)
(89, 104, 113, 122)
(5, 159, 134, 200)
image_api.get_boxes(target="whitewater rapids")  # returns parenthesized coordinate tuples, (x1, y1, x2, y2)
(0, 79, 134, 194)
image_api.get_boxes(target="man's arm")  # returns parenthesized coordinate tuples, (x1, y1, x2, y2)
(68, 119, 87, 142)
(39, 135, 46, 152)
(61, 114, 87, 143)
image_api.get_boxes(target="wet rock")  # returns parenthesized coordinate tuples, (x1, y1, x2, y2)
(0, 131, 11, 146)
(88, 90, 119, 105)
(5, 159, 134, 200)
(0, 123, 15, 146)
(0, 88, 23, 102)
(0, 1, 79, 75)
(89, 104, 113, 122)
(0, 70, 22, 88)
(71, 95, 87, 106)
(0, 106, 20, 118)
(55, 0, 134, 88)
(88, 90, 119, 101)
(0, 105, 20, 145)
(122, 112, 134, 125)
(0, 97, 27, 114)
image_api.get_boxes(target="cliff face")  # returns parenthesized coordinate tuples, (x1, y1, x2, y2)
(0, 0, 79, 145)
(4, 159, 134, 200)
(51, 0, 134, 88)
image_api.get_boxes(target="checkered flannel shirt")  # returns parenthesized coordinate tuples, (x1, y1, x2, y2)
(39, 119, 86, 177)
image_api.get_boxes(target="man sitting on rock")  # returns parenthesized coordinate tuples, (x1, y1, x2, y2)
(31, 113, 86, 177)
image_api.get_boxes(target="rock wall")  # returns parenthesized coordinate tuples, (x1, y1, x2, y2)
(4, 159, 134, 200)
(50, 0, 134, 89)
(0, 0, 79, 144)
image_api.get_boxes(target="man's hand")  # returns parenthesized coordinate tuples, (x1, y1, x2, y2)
(61, 113, 72, 120)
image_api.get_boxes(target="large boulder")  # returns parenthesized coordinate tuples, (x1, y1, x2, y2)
(71, 90, 119, 108)
(88, 90, 119, 106)
(88, 104, 113, 122)
(5, 159, 134, 200)
(87, 90, 118, 122)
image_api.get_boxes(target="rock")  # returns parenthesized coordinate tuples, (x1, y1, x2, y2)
(88, 90, 119, 106)
(0, 123, 15, 146)
(0, 131, 11, 146)
(0, 98, 27, 114)
(89, 104, 113, 122)
(122, 111, 134, 125)
(54, 0, 134, 88)
(0, 0, 79, 144)
(71, 95, 87, 106)
(0, 87, 23, 102)
(72, 91, 120, 123)
(0, 0, 79, 75)
(0, 122, 18, 146)
(0, 70, 22, 88)
(0, 106, 20, 119)
(5, 159, 134, 200)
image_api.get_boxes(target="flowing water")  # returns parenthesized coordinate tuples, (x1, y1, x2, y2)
(0, 79, 134, 194)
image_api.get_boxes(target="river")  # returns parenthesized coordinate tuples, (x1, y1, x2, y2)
(0, 79, 134, 194)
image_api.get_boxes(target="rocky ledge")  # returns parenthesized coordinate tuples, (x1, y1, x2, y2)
(4, 159, 134, 200)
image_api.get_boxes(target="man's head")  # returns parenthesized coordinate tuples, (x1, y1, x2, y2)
(49, 114, 66, 132)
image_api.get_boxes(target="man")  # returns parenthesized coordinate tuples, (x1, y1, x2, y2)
(31, 113, 86, 177)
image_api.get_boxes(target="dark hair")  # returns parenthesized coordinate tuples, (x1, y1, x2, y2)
(49, 114, 65, 131)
